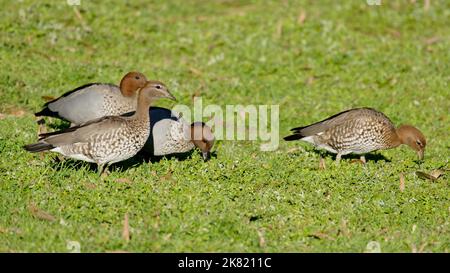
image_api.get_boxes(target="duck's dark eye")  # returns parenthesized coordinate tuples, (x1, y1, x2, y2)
(135, 76, 140, 80)
(416, 140, 422, 146)
(156, 85, 161, 89)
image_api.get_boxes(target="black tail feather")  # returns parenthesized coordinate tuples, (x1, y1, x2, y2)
(283, 134, 305, 141)
(34, 106, 61, 119)
(23, 142, 54, 152)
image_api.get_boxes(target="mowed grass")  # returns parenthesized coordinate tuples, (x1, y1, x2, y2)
(0, 0, 449, 252)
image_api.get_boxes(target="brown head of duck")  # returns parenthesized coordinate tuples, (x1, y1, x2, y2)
(119, 71, 149, 97)
(190, 122, 215, 161)
(393, 125, 426, 160)
(135, 80, 177, 118)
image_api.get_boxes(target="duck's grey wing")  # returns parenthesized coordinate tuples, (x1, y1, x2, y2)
(35, 83, 119, 124)
(143, 107, 189, 155)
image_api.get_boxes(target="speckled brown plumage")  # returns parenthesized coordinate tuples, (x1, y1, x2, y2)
(25, 81, 176, 175)
(284, 108, 426, 162)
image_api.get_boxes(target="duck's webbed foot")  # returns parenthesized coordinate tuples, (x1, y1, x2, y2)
(98, 163, 111, 177)
(350, 155, 366, 164)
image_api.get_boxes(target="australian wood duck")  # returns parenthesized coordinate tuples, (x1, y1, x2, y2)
(35, 72, 148, 125)
(25, 81, 176, 175)
(284, 107, 426, 163)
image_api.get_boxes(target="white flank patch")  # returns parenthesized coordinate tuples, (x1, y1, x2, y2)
(317, 144, 338, 154)
(301, 135, 338, 154)
(51, 147, 95, 163)
(300, 136, 315, 144)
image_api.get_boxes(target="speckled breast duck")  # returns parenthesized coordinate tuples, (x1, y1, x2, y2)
(284, 107, 426, 163)
(24, 81, 176, 175)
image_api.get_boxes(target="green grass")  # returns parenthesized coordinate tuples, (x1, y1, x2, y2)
(0, 0, 449, 252)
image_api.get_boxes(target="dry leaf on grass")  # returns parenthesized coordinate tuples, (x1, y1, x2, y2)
(286, 147, 300, 153)
(424, 36, 440, 45)
(257, 229, 266, 248)
(28, 203, 56, 222)
(122, 213, 130, 242)
(0, 108, 27, 119)
(411, 242, 427, 253)
(116, 178, 132, 184)
(297, 10, 306, 25)
(308, 232, 335, 241)
(416, 169, 446, 181)
(340, 219, 349, 237)
(41, 95, 56, 101)
(388, 29, 401, 38)
(429, 169, 445, 179)
(161, 170, 173, 181)
(275, 20, 283, 38)
(188, 67, 203, 76)
(84, 182, 97, 189)
(306, 76, 315, 85)
(399, 173, 405, 192)
(9, 108, 26, 117)
(319, 157, 326, 170)
(424, 0, 430, 11)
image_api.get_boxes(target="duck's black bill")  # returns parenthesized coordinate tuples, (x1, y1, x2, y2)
(202, 151, 211, 162)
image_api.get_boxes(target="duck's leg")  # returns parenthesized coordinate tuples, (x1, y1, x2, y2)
(98, 163, 110, 177)
(360, 155, 366, 164)
(351, 155, 367, 164)
(335, 153, 342, 164)
(37, 118, 47, 135)
(319, 156, 326, 170)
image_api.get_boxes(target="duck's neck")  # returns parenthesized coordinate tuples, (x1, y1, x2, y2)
(133, 91, 152, 122)
(390, 128, 404, 148)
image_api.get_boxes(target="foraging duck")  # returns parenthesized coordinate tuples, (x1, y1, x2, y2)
(143, 107, 215, 161)
(284, 107, 426, 163)
(35, 72, 148, 125)
(24, 81, 176, 175)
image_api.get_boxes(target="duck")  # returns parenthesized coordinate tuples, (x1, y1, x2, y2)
(142, 107, 215, 161)
(24, 81, 176, 175)
(35, 71, 148, 125)
(284, 107, 426, 163)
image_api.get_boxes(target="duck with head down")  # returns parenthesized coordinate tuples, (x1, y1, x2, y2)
(35, 71, 148, 125)
(25, 81, 176, 175)
(190, 122, 215, 161)
(143, 108, 215, 161)
(284, 107, 426, 163)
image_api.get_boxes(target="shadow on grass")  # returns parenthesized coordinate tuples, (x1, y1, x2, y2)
(49, 149, 217, 174)
(311, 149, 391, 163)
(139, 149, 218, 164)
(49, 155, 147, 173)
(46, 119, 71, 131)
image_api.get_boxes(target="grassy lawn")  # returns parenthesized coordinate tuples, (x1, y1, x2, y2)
(0, 0, 449, 252)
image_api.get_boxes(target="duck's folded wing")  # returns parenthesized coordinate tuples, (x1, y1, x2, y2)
(290, 108, 380, 137)
(36, 83, 119, 122)
(38, 116, 126, 146)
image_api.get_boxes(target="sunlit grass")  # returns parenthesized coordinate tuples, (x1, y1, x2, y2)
(0, 0, 448, 252)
